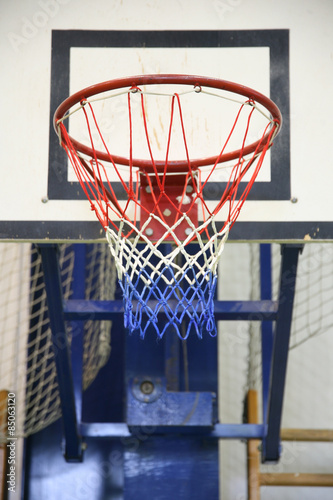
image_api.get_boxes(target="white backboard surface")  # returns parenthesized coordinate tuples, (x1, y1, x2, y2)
(1, 0, 332, 242)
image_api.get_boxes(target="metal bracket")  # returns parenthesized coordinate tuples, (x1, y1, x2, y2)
(127, 377, 215, 430)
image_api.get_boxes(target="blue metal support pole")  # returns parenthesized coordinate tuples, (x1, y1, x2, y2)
(262, 244, 303, 462)
(80, 422, 265, 440)
(63, 299, 278, 321)
(260, 244, 274, 430)
(38, 244, 82, 461)
(69, 244, 86, 436)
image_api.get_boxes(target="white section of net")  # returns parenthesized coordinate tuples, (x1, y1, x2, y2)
(0, 243, 117, 442)
(106, 214, 230, 284)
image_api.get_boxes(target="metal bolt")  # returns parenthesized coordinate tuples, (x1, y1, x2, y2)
(145, 227, 154, 236)
(186, 185, 193, 193)
(41, 196, 48, 204)
(145, 186, 151, 193)
(140, 380, 154, 395)
(185, 228, 192, 236)
(291, 197, 298, 203)
(163, 209, 172, 217)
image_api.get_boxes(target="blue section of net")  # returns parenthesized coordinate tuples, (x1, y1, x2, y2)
(118, 263, 218, 339)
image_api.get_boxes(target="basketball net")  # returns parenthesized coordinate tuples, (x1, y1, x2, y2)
(55, 76, 281, 339)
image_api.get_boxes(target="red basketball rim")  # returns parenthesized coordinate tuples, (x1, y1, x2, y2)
(54, 74, 282, 170)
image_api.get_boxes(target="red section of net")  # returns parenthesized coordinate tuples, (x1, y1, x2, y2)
(57, 86, 278, 244)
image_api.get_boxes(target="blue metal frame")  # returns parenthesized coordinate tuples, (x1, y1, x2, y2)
(260, 244, 274, 435)
(68, 244, 86, 445)
(36, 242, 302, 468)
(63, 299, 278, 321)
(261, 244, 303, 461)
(38, 244, 83, 461)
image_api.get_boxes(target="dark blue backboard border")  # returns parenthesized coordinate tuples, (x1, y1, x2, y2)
(48, 30, 290, 202)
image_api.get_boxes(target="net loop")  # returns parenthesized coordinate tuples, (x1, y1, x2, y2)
(54, 75, 281, 338)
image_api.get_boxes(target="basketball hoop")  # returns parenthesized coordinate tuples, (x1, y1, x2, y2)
(54, 75, 281, 339)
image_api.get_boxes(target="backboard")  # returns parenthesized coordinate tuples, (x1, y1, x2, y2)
(1, 0, 332, 242)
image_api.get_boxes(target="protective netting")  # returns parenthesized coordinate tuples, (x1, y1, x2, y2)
(216, 241, 333, 438)
(82, 244, 117, 389)
(246, 242, 333, 410)
(246, 244, 262, 393)
(56, 77, 280, 338)
(280, 244, 333, 350)
(0, 243, 116, 442)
